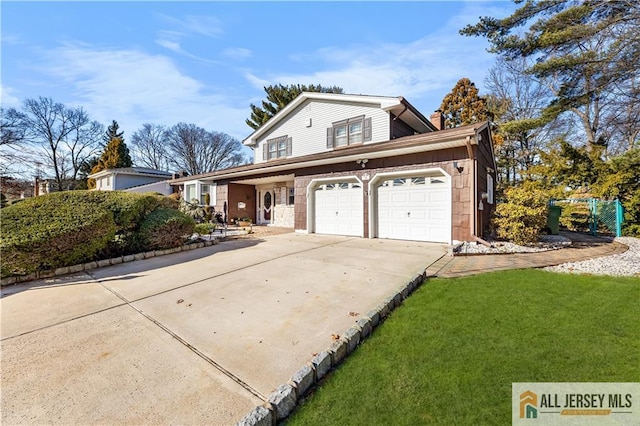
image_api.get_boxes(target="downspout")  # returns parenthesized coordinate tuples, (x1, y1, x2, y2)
(466, 135, 492, 247)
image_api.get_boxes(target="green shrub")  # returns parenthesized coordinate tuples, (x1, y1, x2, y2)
(557, 201, 591, 232)
(194, 223, 216, 235)
(84, 191, 160, 230)
(153, 193, 180, 210)
(136, 208, 195, 250)
(622, 192, 640, 237)
(492, 186, 548, 245)
(1, 195, 116, 277)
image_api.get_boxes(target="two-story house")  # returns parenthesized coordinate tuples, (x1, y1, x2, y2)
(171, 92, 497, 244)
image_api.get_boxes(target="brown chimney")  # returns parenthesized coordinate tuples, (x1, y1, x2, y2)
(430, 110, 444, 130)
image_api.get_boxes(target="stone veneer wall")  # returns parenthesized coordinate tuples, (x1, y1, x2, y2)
(273, 205, 294, 228)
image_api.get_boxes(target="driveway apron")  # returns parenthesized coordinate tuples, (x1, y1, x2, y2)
(1, 233, 447, 424)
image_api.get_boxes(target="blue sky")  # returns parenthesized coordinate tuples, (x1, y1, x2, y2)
(1, 1, 516, 150)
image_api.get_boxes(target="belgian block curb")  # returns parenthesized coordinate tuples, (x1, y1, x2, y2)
(0, 239, 220, 287)
(235, 270, 428, 426)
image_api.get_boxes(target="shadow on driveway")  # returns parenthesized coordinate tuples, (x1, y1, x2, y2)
(1, 238, 265, 298)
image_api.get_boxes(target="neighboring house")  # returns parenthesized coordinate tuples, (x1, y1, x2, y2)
(123, 180, 174, 196)
(170, 92, 497, 244)
(89, 167, 173, 193)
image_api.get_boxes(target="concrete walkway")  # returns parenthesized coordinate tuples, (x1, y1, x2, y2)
(1, 233, 447, 425)
(426, 232, 628, 278)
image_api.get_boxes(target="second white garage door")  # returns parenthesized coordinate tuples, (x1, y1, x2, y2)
(377, 175, 451, 243)
(315, 182, 363, 237)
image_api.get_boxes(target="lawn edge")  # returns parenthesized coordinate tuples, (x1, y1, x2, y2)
(235, 271, 428, 426)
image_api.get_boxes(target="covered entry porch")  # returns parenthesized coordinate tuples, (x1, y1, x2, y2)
(228, 174, 295, 227)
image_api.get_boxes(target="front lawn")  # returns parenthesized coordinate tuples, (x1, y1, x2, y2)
(287, 270, 640, 425)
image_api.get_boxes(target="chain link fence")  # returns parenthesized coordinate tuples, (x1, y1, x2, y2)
(550, 198, 624, 237)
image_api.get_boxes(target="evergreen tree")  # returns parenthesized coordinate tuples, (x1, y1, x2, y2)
(439, 78, 492, 128)
(246, 84, 343, 130)
(103, 120, 125, 144)
(461, 0, 640, 148)
(88, 136, 133, 188)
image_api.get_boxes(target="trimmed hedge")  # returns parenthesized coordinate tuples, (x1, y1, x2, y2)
(1, 191, 189, 279)
(82, 191, 160, 230)
(136, 208, 195, 250)
(1, 195, 117, 277)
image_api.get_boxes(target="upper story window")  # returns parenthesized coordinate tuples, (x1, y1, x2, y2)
(327, 116, 371, 149)
(263, 135, 292, 161)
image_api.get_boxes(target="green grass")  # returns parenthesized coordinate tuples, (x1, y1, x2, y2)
(287, 270, 640, 425)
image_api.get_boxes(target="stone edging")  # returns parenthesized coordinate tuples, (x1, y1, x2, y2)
(236, 271, 428, 426)
(0, 239, 221, 287)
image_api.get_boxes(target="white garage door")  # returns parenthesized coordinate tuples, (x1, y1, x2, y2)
(377, 176, 451, 243)
(315, 182, 363, 237)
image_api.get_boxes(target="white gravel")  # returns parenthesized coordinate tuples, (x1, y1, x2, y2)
(455, 235, 640, 277)
(544, 237, 640, 277)
(454, 235, 572, 255)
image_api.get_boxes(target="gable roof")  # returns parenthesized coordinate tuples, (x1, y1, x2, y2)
(173, 121, 489, 184)
(242, 92, 437, 147)
(88, 167, 172, 179)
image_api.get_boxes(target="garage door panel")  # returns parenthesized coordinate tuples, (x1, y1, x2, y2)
(315, 185, 363, 237)
(429, 191, 448, 203)
(377, 175, 451, 243)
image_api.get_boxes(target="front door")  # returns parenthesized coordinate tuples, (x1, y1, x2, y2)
(258, 188, 274, 224)
(263, 191, 272, 221)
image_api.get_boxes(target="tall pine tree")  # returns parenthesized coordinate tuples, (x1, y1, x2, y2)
(88, 121, 133, 188)
(461, 0, 640, 149)
(246, 84, 343, 130)
(103, 120, 125, 144)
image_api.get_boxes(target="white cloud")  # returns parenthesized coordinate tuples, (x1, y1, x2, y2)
(0, 85, 22, 108)
(244, 72, 271, 90)
(158, 14, 224, 38)
(44, 44, 251, 143)
(221, 47, 252, 61)
(245, 2, 513, 111)
(155, 39, 183, 53)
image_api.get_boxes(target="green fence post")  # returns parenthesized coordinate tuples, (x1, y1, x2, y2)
(616, 200, 623, 237)
(590, 199, 597, 236)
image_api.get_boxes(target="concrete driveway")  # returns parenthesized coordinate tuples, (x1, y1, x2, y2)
(1, 233, 447, 424)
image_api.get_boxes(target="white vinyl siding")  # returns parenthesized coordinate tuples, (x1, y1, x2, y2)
(254, 99, 390, 164)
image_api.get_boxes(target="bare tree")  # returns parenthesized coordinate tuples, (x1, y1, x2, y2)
(1, 107, 25, 147)
(65, 119, 103, 186)
(601, 79, 640, 155)
(485, 58, 566, 185)
(164, 123, 246, 175)
(8, 97, 103, 190)
(130, 123, 170, 171)
(0, 107, 33, 178)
